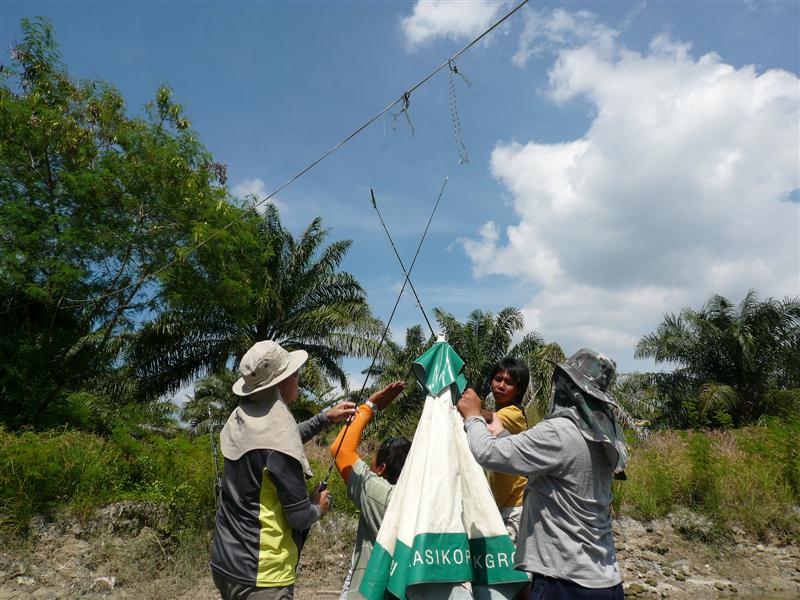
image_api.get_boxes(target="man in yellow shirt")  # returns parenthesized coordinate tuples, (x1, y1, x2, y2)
(483, 358, 530, 543)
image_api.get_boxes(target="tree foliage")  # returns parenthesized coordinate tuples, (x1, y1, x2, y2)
(634, 290, 800, 427)
(0, 19, 378, 431)
(131, 203, 384, 403)
(0, 18, 250, 428)
(366, 325, 434, 440)
(432, 307, 563, 421)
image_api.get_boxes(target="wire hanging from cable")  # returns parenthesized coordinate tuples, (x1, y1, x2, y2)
(448, 60, 471, 165)
(49, 0, 530, 309)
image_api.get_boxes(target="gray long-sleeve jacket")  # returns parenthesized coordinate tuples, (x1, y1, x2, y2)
(464, 415, 621, 588)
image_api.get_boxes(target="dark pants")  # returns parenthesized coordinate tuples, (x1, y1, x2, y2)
(528, 575, 624, 600)
(212, 569, 294, 600)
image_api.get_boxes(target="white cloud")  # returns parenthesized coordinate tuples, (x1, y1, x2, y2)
(461, 24, 800, 369)
(172, 381, 196, 410)
(400, 0, 508, 49)
(231, 177, 284, 213)
(513, 7, 619, 67)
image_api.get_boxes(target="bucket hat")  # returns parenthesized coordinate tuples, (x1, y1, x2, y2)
(232, 340, 308, 397)
(548, 348, 618, 407)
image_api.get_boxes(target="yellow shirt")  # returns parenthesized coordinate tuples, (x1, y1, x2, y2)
(487, 404, 528, 508)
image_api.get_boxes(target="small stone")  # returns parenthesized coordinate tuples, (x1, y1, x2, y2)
(625, 583, 646, 595)
(715, 581, 727, 590)
(756, 544, 766, 552)
(662, 568, 673, 577)
(729, 586, 737, 592)
(674, 573, 686, 581)
(616, 542, 627, 551)
(642, 551, 662, 562)
(646, 577, 658, 586)
(93, 576, 116, 590)
(670, 559, 689, 568)
(15, 575, 35, 586)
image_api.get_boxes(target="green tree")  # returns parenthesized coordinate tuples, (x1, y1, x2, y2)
(432, 307, 563, 421)
(0, 18, 250, 429)
(509, 333, 565, 422)
(434, 307, 524, 396)
(179, 369, 238, 434)
(366, 325, 434, 440)
(131, 204, 383, 402)
(635, 290, 800, 426)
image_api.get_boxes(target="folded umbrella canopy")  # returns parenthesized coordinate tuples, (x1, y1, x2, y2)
(359, 338, 529, 599)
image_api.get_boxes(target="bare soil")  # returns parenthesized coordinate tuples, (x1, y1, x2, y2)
(0, 503, 798, 599)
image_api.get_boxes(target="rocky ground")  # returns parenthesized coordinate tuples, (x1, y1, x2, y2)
(1, 502, 798, 599)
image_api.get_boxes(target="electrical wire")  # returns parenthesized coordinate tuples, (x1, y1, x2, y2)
(39, 0, 529, 309)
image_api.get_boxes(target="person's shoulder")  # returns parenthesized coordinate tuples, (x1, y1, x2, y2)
(496, 404, 527, 431)
(350, 459, 390, 494)
(497, 404, 523, 417)
(351, 458, 370, 477)
(543, 416, 585, 443)
(349, 460, 392, 509)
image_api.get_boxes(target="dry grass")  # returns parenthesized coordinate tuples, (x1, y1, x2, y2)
(616, 423, 800, 542)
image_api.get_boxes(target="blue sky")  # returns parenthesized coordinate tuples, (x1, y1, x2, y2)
(3, 1, 799, 395)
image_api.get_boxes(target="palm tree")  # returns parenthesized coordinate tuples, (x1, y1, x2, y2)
(434, 307, 524, 397)
(180, 369, 238, 434)
(366, 325, 434, 440)
(130, 204, 384, 401)
(635, 290, 800, 425)
(509, 333, 565, 422)
(433, 307, 564, 420)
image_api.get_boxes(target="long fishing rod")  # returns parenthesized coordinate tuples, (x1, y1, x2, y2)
(370, 189, 435, 339)
(320, 177, 448, 491)
(207, 401, 222, 506)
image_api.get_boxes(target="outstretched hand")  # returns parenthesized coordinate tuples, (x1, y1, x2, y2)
(327, 401, 356, 423)
(369, 380, 406, 411)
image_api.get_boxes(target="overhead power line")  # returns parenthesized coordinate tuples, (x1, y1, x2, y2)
(5, 0, 530, 313)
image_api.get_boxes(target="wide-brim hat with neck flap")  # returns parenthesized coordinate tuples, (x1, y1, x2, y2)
(232, 340, 308, 397)
(548, 347, 618, 407)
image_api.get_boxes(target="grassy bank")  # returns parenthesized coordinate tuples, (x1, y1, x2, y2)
(615, 419, 800, 541)
(1, 421, 798, 543)
(0, 424, 366, 540)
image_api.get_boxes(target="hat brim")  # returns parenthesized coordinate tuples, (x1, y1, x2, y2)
(547, 360, 618, 407)
(232, 349, 309, 397)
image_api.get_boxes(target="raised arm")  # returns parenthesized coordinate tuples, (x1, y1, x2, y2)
(458, 388, 562, 477)
(329, 404, 372, 483)
(329, 381, 405, 483)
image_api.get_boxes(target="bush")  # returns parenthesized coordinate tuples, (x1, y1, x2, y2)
(0, 426, 216, 535)
(616, 421, 800, 541)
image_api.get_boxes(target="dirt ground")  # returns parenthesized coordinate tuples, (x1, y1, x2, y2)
(1, 504, 798, 599)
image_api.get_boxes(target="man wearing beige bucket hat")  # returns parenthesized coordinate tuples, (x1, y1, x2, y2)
(210, 340, 356, 600)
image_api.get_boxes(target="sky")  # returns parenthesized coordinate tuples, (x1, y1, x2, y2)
(2, 0, 799, 396)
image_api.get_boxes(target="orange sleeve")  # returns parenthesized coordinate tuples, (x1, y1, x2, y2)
(329, 404, 374, 484)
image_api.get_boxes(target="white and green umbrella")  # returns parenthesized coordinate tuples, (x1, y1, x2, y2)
(359, 339, 529, 599)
